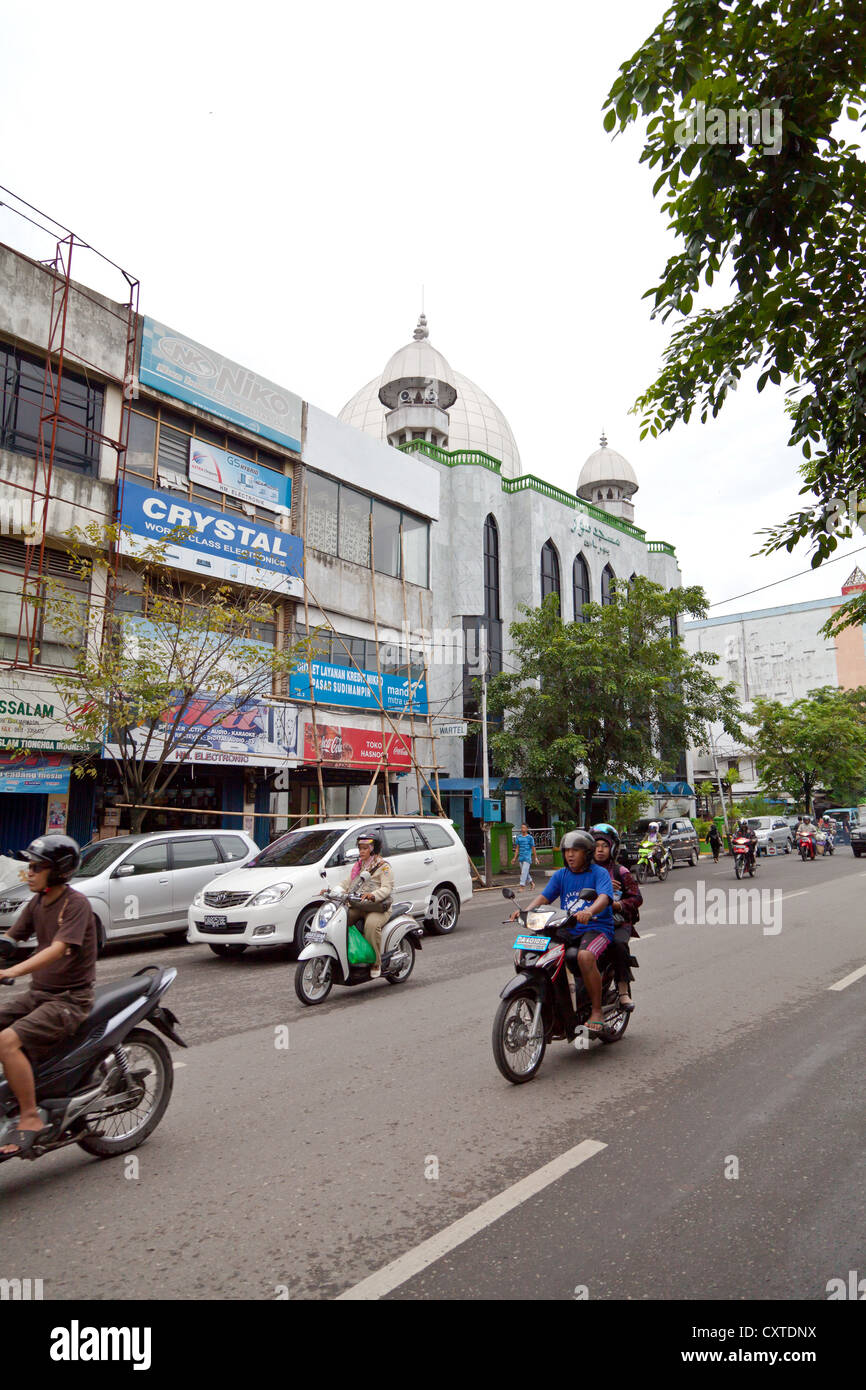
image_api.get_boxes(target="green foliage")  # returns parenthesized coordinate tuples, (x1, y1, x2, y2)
(485, 577, 743, 825)
(612, 787, 649, 834)
(748, 685, 866, 813)
(34, 524, 302, 832)
(603, 2, 866, 630)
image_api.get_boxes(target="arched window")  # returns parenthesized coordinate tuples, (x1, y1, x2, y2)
(541, 540, 561, 605)
(572, 553, 590, 622)
(483, 514, 500, 621)
(607, 487, 614, 499)
(601, 564, 615, 606)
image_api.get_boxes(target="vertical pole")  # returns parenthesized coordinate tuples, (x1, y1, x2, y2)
(480, 629, 492, 887)
(368, 514, 392, 816)
(302, 564, 326, 821)
(399, 525, 424, 817)
(708, 728, 729, 847)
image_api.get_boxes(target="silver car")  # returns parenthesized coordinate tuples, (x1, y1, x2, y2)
(746, 817, 794, 855)
(0, 829, 258, 952)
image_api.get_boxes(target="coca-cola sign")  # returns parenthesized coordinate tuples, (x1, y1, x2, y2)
(303, 723, 411, 769)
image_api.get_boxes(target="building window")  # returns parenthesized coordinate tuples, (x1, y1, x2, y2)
(0, 342, 103, 474)
(601, 563, 615, 605)
(541, 540, 561, 605)
(338, 486, 372, 567)
(401, 512, 429, 587)
(573, 552, 590, 622)
(305, 471, 429, 585)
(372, 499, 401, 577)
(0, 538, 89, 667)
(484, 515, 501, 621)
(306, 472, 339, 554)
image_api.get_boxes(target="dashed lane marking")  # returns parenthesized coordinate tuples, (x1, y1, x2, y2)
(828, 964, 866, 992)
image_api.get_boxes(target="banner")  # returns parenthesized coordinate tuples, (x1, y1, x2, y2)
(0, 752, 71, 794)
(139, 317, 303, 452)
(0, 673, 98, 752)
(289, 663, 428, 715)
(188, 438, 292, 514)
(104, 697, 301, 769)
(303, 723, 412, 769)
(117, 480, 303, 597)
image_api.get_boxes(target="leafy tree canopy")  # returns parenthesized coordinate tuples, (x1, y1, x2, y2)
(604, 0, 866, 629)
(748, 685, 866, 812)
(485, 577, 742, 826)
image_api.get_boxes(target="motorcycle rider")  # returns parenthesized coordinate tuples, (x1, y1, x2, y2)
(797, 815, 816, 858)
(735, 819, 758, 871)
(0, 836, 96, 1156)
(337, 833, 394, 978)
(643, 820, 667, 875)
(511, 829, 614, 1035)
(591, 824, 641, 1012)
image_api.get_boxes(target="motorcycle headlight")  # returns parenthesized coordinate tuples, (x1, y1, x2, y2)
(317, 902, 337, 928)
(248, 882, 293, 907)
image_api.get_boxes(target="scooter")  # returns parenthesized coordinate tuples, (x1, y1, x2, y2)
(294, 875, 424, 1005)
(635, 838, 671, 883)
(0, 939, 185, 1164)
(732, 836, 757, 879)
(798, 832, 816, 861)
(491, 888, 636, 1084)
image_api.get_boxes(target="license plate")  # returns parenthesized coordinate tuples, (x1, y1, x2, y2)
(513, 933, 551, 952)
(308, 929, 327, 943)
(204, 915, 227, 929)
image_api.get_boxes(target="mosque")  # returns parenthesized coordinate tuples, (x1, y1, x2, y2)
(336, 314, 688, 838)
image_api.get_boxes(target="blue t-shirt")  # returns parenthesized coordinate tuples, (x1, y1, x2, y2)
(541, 864, 615, 940)
(514, 833, 535, 862)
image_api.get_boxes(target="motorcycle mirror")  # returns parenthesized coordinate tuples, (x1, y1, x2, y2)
(502, 887, 516, 900)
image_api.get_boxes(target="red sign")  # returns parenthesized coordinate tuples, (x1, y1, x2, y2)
(303, 723, 412, 769)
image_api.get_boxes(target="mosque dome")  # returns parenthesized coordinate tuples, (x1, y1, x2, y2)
(577, 434, 639, 502)
(338, 316, 523, 479)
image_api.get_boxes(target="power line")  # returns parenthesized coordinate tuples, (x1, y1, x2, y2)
(708, 544, 866, 610)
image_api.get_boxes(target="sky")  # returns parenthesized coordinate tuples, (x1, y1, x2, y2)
(1, 0, 864, 617)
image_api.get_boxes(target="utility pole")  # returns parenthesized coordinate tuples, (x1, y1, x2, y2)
(481, 629, 492, 887)
(707, 727, 730, 847)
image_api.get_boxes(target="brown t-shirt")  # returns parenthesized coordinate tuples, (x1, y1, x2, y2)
(8, 885, 97, 992)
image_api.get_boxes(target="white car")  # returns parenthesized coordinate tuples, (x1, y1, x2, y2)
(188, 818, 473, 957)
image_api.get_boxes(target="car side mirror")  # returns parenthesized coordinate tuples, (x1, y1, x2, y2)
(343, 848, 360, 863)
(113, 864, 136, 878)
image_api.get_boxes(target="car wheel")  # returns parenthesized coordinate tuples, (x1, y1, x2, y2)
(688, 848, 699, 867)
(208, 943, 248, 957)
(853, 848, 862, 858)
(294, 905, 320, 953)
(424, 887, 460, 935)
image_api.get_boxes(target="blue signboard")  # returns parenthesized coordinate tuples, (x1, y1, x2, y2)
(139, 317, 303, 452)
(117, 481, 303, 597)
(289, 663, 428, 715)
(0, 754, 71, 794)
(188, 438, 292, 514)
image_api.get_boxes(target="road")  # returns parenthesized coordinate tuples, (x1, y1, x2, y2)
(1, 848, 864, 1302)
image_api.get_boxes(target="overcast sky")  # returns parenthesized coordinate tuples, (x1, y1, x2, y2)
(2, 0, 864, 617)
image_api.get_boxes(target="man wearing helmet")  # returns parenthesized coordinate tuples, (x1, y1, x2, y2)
(0, 835, 96, 1155)
(511, 829, 614, 1035)
(591, 824, 642, 1012)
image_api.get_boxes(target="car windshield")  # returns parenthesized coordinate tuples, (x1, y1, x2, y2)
(73, 840, 135, 878)
(747, 818, 769, 829)
(249, 829, 345, 868)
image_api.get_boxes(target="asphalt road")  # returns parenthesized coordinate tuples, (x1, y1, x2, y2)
(1, 848, 864, 1303)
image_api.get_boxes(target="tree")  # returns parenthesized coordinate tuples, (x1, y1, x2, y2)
(603, 1, 866, 630)
(485, 577, 742, 826)
(35, 525, 302, 833)
(748, 686, 866, 812)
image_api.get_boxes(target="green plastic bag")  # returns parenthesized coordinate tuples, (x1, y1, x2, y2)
(347, 923, 376, 965)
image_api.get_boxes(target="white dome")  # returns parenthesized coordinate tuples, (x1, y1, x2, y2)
(339, 368, 523, 478)
(379, 338, 457, 409)
(577, 438, 638, 500)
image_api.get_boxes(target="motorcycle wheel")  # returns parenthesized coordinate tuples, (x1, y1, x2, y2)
(658, 859, 668, 882)
(735, 855, 744, 879)
(636, 862, 647, 884)
(748, 858, 756, 877)
(76, 1028, 173, 1158)
(599, 983, 631, 1044)
(384, 936, 415, 985)
(492, 993, 546, 1084)
(294, 957, 334, 1005)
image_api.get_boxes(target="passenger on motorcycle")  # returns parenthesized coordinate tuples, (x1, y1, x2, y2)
(591, 824, 642, 1013)
(337, 833, 394, 978)
(512, 829, 614, 1035)
(0, 836, 96, 1156)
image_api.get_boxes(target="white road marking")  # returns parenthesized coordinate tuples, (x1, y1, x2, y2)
(637, 933, 656, 940)
(828, 964, 866, 992)
(780, 891, 809, 900)
(336, 1138, 607, 1301)
(173, 1062, 187, 1069)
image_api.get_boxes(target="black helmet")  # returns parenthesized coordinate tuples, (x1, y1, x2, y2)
(356, 832, 382, 856)
(18, 834, 81, 886)
(560, 829, 595, 858)
(590, 823, 620, 856)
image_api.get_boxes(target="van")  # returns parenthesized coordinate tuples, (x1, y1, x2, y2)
(187, 818, 473, 957)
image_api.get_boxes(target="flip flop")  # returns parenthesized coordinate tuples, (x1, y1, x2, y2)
(584, 1020, 608, 1036)
(0, 1127, 50, 1157)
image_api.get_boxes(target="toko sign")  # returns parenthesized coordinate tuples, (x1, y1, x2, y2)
(139, 317, 303, 452)
(117, 480, 303, 597)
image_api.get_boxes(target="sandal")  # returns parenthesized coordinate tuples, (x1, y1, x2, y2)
(617, 991, 635, 1013)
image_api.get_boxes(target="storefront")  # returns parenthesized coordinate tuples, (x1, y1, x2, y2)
(0, 674, 97, 852)
(285, 719, 414, 823)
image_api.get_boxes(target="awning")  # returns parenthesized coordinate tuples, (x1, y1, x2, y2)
(598, 780, 694, 797)
(431, 778, 522, 793)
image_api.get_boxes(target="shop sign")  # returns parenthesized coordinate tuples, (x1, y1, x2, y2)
(0, 752, 71, 794)
(303, 723, 412, 770)
(188, 437, 292, 514)
(105, 696, 301, 768)
(433, 721, 468, 738)
(0, 673, 97, 752)
(139, 317, 303, 453)
(289, 663, 428, 715)
(117, 481, 303, 597)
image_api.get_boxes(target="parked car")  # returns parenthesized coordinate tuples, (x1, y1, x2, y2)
(620, 817, 700, 869)
(0, 829, 258, 952)
(851, 823, 866, 858)
(188, 818, 473, 957)
(746, 816, 794, 855)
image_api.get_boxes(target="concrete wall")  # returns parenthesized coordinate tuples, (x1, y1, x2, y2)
(304, 404, 440, 520)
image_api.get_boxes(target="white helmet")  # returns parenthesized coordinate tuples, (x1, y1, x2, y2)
(649, 821, 659, 832)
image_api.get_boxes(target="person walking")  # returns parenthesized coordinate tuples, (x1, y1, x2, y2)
(707, 823, 722, 862)
(511, 823, 539, 888)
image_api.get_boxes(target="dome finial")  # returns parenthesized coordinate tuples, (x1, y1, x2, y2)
(413, 313, 429, 342)
(600, 428, 607, 448)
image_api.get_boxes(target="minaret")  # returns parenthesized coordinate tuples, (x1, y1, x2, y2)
(576, 433, 640, 522)
(377, 315, 458, 449)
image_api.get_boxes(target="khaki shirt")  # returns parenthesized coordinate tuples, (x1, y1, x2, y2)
(339, 856, 394, 904)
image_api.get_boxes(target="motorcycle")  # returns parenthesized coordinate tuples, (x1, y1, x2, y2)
(798, 832, 817, 861)
(491, 888, 635, 1084)
(732, 836, 757, 879)
(0, 939, 185, 1164)
(635, 838, 671, 883)
(294, 875, 424, 1005)
(815, 828, 834, 856)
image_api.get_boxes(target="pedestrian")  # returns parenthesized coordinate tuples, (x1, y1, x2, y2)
(511, 822, 539, 888)
(707, 823, 722, 862)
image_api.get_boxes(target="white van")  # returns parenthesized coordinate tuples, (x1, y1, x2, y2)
(187, 818, 473, 957)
